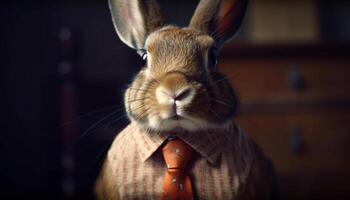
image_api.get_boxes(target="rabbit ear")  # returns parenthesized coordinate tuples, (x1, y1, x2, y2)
(109, 0, 163, 49)
(189, 0, 249, 48)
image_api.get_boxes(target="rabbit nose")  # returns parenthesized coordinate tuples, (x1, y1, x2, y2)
(156, 87, 194, 105)
(156, 72, 195, 106)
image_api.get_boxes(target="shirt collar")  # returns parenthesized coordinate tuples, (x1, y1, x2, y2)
(130, 122, 234, 164)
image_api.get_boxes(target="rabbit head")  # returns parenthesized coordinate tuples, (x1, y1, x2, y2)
(109, 0, 249, 132)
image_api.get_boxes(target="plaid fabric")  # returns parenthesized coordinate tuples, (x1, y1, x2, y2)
(96, 122, 259, 200)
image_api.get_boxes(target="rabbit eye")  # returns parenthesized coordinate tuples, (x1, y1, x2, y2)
(142, 52, 148, 61)
(139, 49, 148, 62)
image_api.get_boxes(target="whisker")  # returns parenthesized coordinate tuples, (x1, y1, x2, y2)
(209, 107, 221, 120)
(127, 87, 148, 92)
(130, 103, 147, 112)
(95, 139, 117, 164)
(134, 106, 152, 119)
(99, 113, 129, 134)
(212, 99, 232, 107)
(135, 107, 151, 121)
(79, 110, 121, 139)
(213, 72, 236, 84)
(127, 97, 150, 104)
(60, 105, 122, 127)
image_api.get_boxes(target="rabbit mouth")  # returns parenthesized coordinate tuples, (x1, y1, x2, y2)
(161, 112, 189, 126)
(149, 116, 201, 131)
(167, 115, 183, 121)
(140, 107, 224, 132)
(126, 69, 237, 132)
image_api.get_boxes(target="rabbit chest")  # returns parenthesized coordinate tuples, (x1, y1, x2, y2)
(95, 123, 273, 200)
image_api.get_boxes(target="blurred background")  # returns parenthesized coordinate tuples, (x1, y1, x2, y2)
(1, 0, 350, 199)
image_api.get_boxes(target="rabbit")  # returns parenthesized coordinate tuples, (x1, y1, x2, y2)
(95, 0, 279, 199)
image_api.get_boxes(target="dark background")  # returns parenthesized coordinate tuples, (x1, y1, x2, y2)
(1, 0, 350, 199)
(1, 1, 199, 199)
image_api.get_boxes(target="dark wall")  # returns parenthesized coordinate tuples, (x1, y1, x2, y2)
(2, 0, 350, 199)
(1, 2, 61, 199)
(1, 1, 199, 199)
(0, 1, 140, 199)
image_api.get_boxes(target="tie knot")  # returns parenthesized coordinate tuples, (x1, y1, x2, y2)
(162, 138, 194, 170)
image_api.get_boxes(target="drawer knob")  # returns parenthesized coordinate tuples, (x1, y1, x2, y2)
(287, 68, 306, 90)
(288, 127, 307, 155)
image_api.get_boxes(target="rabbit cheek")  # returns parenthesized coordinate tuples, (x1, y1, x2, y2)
(158, 104, 173, 119)
(182, 92, 209, 120)
(148, 115, 162, 129)
(125, 87, 152, 122)
(127, 99, 146, 121)
(214, 80, 238, 119)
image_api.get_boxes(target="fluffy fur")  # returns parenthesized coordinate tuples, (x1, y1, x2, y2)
(95, 1, 279, 199)
(125, 26, 238, 132)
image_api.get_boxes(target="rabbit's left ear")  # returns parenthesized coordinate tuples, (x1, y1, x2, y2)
(109, 0, 163, 50)
(189, 0, 249, 49)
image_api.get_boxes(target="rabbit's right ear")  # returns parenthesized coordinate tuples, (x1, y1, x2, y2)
(190, 0, 249, 49)
(108, 0, 163, 50)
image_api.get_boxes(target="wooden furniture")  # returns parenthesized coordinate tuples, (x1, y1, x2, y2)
(220, 44, 350, 200)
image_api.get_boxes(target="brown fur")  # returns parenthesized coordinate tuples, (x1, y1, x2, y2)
(124, 26, 237, 130)
(108, 0, 164, 49)
(96, 0, 278, 199)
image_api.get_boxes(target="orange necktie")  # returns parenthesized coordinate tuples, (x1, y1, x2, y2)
(162, 138, 195, 200)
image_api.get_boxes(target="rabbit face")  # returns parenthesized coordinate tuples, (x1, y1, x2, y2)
(124, 26, 237, 132)
(109, 0, 248, 132)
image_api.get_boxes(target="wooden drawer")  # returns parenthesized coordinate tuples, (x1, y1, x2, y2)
(220, 59, 350, 106)
(220, 45, 350, 199)
(236, 109, 350, 199)
(236, 109, 350, 175)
